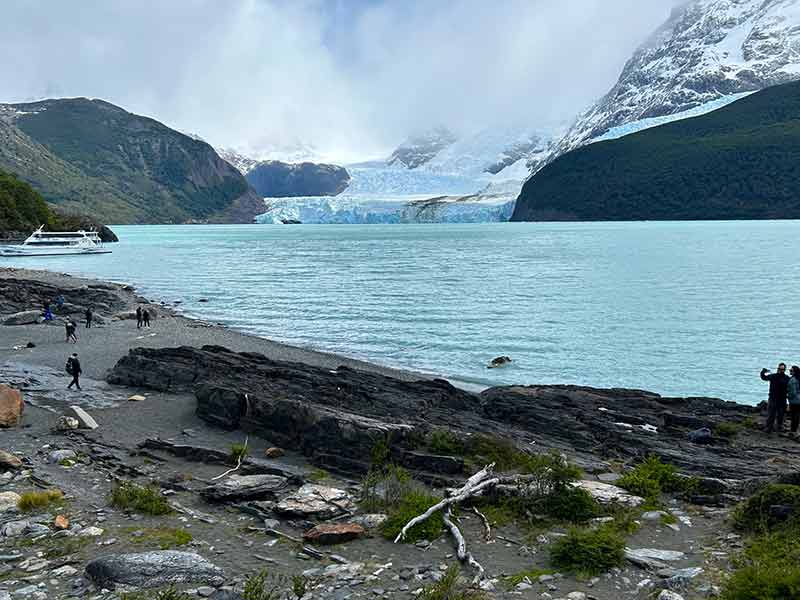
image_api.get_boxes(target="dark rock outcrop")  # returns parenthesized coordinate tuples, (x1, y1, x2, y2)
(84, 551, 224, 589)
(246, 161, 350, 197)
(0, 277, 126, 317)
(108, 345, 799, 483)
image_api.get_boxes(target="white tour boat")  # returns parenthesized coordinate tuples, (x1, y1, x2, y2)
(0, 226, 112, 256)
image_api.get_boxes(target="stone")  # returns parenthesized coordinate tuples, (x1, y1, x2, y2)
(487, 356, 512, 369)
(68, 406, 98, 429)
(55, 416, 80, 431)
(597, 472, 621, 483)
(567, 593, 587, 600)
(350, 514, 388, 529)
(573, 480, 644, 507)
(51, 565, 78, 577)
(53, 515, 69, 530)
(78, 526, 104, 537)
(275, 484, 355, 519)
(201, 474, 288, 502)
(0, 492, 21, 513)
(0, 450, 22, 470)
(3, 310, 42, 326)
(48, 449, 76, 464)
(627, 548, 686, 563)
(641, 510, 668, 521)
(0, 385, 23, 428)
(84, 550, 224, 589)
(658, 592, 685, 600)
(302, 523, 365, 545)
(265, 447, 284, 458)
(663, 567, 704, 588)
(1, 519, 29, 537)
(687, 428, 713, 444)
(128, 395, 146, 402)
(209, 592, 244, 600)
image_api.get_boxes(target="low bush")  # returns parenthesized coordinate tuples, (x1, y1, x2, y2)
(429, 429, 466, 456)
(535, 485, 598, 523)
(419, 564, 486, 600)
(230, 442, 248, 464)
(617, 456, 685, 506)
(127, 527, 193, 550)
(503, 568, 555, 589)
(381, 491, 444, 543)
(120, 587, 190, 600)
(715, 422, 742, 439)
(722, 528, 800, 600)
(549, 525, 625, 575)
(732, 484, 800, 534)
(360, 464, 422, 513)
(243, 569, 289, 600)
(18, 489, 64, 512)
(110, 481, 172, 515)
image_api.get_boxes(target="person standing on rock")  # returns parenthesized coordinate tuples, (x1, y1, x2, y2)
(788, 366, 800, 436)
(136, 306, 143, 329)
(761, 363, 790, 434)
(66, 319, 78, 344)
(85, 306, 93, 329)
(66, 353, 82, 390)
(143, 309, 151, 328)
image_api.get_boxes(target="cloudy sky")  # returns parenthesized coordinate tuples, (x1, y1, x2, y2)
(2, 0, 683, 162)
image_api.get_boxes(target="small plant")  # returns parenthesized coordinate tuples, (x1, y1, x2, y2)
(38, 535, 91, 559)
(120, 587, 191, 600)
(18, 489, 64, 512)
(360, 463, 421, 513)
(503, 568, 555, 589)
(381, 491, 444, 543)
(535, 485, 599, 523)
(549, 525, 625, 575)
(660, 512, 678, 526)
(307, 468, 330, 482)
(617, 455, 685, 506)
(110, 481, 172, 515)
(291, 574, 310, 598)
(715, 421, 742, 439)
(127, 527, 193, 549)
(243, 569, 288, 600)
(230, 442, 248, 464)
(732, 484, 800, 534)
(419, 564, 487, 600)
(428, 429, 466, 456)
(721, 526, 800, 600)
(370, 434, 393, 468)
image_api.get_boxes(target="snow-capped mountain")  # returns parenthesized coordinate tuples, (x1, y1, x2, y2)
(387, 127, 459, 169)
(539, 0, 800, 172)
(217, 148, 260, 175)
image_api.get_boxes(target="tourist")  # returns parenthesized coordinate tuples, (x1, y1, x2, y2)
(761, 363, 790, 433)
(136, 306, 143, 329)
(55, 294, 65, 311)
(143, 308, 151, 328)
(43, 301, 53, 322)
(66, 319, 78, 344)
(85, 306, 93, 328)
(789, 366, 800, 436)
(66, 353, 82, 390)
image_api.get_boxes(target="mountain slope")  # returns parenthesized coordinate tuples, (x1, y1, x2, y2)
(0, 99, 264, 224)
(246, 161, 350, 197)
(511, 80, 800, 221)
(536, 0, 800, 174)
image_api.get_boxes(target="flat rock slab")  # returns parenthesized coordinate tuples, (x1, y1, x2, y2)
(0, 384, 23, 428)
(0, 492, 20, 513)
(626, 548, 686, 568)
(303, 523, 365, 545)
(274, 484, 355, 519)
(84, 550, 224, 589)
(0, 450, 22, 470)
(574, 480, 644, 507)
(68, 406, 99, 429)
(201, 474, 289, 502)
(2, 310, 42, 326)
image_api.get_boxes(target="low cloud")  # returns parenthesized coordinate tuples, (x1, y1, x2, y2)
(0, 0, 683, 161)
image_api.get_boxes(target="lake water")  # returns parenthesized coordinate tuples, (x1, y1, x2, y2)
(3, 222, 799, 405)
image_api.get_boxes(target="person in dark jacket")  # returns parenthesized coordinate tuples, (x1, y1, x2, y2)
(788, 366, 800, 435)
(66, 353, 82, 390)
(65, 319, 78, 343)
(136, 306, 143, 329)
(762, 363, 790, 433)
(85, 306, 93, 329)
(143, 309, 151, 328)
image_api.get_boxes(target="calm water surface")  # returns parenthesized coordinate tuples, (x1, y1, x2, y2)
(4, 222, 799, 404)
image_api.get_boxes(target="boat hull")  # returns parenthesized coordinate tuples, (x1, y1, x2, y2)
(0, 247, 112, 257)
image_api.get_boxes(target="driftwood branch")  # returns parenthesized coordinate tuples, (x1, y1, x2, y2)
(444, 507, 485, 577)
(472, 506, 492, 542)
(211, 436, 249, 481)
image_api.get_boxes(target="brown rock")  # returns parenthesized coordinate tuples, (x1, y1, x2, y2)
(54, 514, 70, 530)
(265, 447, 284, 458)
(0, 385, 23, 428)
(302, 523, 365, 545)
(0, 449, 22, 470)
(128, 395, 146, 402)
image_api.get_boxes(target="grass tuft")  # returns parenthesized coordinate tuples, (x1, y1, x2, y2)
(419, 564, 487, 600)
(732, 484, 800, 534)
(230, 442, 248, 465)
(18, 489, 64, 512)
(715, 421, 742, 439)
(617, 455, 686, 507)
(110, 481, 172, 515)
(243, 569, 289, 600)
(127, 527, 193, 549)
(549, 525, 625, 575)
(381, 491, 445, 543)
(120, 587, 191, 600)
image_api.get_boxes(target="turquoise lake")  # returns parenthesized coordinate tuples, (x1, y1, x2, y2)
(3, 221, 799, 405)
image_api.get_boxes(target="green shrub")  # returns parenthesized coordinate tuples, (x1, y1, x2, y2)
(120, 587, 190, 600)
(722, 528, 800, 599)
(110, 481, 172, 515)
(370, 434, 393, 467)
(230, 442, 248, 464)
(419, 564, 486, 600)
(127, 527, 193, 549)
(715, 422, 742, 439)
(360, 464, 421, 513)
(503, 568, 555, 589)
(381, 491, 444, 543)
(17, 489, 64, 512)
(535, 485, 599, 523)
(617, 456, 685, 505)
(549, 525, 625, 575)
(732, 484, 800, 534)
(429, 429, 466, 456)
(243, 569, 288, 600)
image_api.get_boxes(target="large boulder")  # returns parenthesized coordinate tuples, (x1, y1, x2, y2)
(303, 523, 365, 545)
(84, 551, 224, 589)
(274, 484, 355, 519)
(0, 385, 23, 427)
(0, 449, 22, 470)
(200, 474, 288, 502)
(3, 310, 41, 325)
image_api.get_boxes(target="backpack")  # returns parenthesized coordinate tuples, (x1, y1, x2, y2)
(65, 359, 74, 375)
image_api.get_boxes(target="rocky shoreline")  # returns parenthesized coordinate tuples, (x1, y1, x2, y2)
(0, 268, 795, 600)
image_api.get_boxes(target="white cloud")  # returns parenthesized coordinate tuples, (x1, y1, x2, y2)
(0, 0, 684, 162)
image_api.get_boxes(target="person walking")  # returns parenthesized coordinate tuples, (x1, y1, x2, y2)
(66, 319, 78, 344)
(136, 306, 143, 329)
(66, 353, 82, 390)
(85, 306, 93, 329)
(64, 319, 71, 343)
(788, 366, 800, 436)
(143, 309, 151, 328)
(761, 363, 790, 433)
